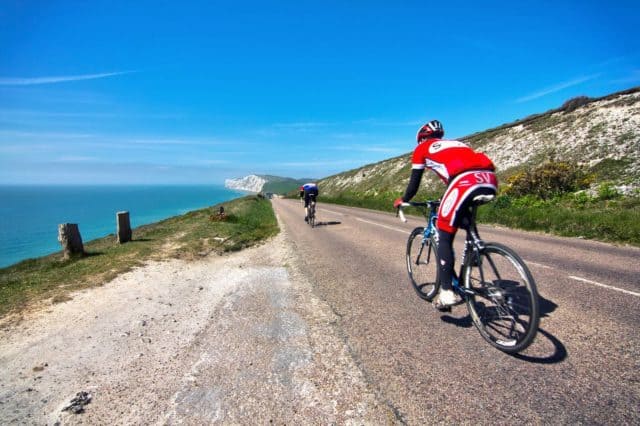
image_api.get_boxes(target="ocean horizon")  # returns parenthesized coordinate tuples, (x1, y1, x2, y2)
(0, 184, 244, 268)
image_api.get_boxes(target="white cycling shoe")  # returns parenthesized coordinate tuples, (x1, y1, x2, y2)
(434, 289, 458, 311)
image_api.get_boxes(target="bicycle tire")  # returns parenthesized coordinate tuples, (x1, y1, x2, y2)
(406, 227, 440, 301)
(309, 203, 316, 227)
(463, 242, 539, 353)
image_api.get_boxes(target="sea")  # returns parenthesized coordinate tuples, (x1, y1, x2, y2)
(0, 185, 244, 268)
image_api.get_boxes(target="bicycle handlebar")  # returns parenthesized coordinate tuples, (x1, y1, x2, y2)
(396, 202, 411, 222)
(396, 200, 441, 223)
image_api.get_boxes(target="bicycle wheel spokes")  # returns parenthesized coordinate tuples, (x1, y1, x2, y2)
(464, 243, 539, 353)
(406, 227, 439, 301)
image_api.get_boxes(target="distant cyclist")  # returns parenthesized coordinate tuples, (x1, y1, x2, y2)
(300, 182, 319, 222)
(394, 120, 498, 310)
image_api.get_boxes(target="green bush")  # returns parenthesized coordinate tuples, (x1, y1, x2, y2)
(505, 161, 591, 199)
(597, 183, 621, 200)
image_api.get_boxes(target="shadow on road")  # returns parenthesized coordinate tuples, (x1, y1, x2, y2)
(440, 313, 473, 328)
(438, 293, 566, 364)
(510, 293, 566, 363)
(313, 221, 342, 227)
(511, 328, 567, 364)
(538, 293, 558, 318)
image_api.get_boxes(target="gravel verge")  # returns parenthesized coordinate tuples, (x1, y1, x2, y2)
(0, 221, 390, 425)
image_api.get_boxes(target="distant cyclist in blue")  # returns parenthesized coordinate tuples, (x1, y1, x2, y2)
(299, 183, 319, 222)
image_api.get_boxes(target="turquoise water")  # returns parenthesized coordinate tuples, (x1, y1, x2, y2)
(0, 185, 244, 268)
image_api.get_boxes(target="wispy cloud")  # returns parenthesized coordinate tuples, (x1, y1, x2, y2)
(272, 121, 331, 129)
(515, 74, 601, 103)
(119, 137, 219, 146)
(0, 130, 95, 139)
(0, 130, 224, 147)
(0, 71, 135, 86)
(56, 156, 99, 163)
(612, 69, 640, 84)
(0, 108, 181, 120)
(270, 159, 360, 168)
(330, 144, 402, 154)
(353, 118, 422, 127)
(194, 159, 230, 165)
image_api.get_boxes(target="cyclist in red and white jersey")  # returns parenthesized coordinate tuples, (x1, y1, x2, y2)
(394, 120, 498, 310)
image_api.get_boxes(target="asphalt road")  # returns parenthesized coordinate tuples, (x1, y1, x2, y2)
(272, 198, 640, 424)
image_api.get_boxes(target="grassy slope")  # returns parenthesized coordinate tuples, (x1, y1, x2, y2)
(0, 195, 278, 319)
(261, 176, 315, 194)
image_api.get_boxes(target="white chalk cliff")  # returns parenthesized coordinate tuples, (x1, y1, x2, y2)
(224, 175, 267, 193)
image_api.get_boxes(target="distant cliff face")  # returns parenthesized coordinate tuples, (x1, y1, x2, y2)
(224, 175, 267, 193)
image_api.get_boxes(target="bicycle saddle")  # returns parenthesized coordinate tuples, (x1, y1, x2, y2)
(472, 194, 495, 204)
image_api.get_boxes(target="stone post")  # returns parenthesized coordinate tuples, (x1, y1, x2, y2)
(57, 223, 84, 259)
(116, 211, 132, 243)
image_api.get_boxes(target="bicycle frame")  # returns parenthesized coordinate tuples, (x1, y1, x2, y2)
(402, 201, 486, 301)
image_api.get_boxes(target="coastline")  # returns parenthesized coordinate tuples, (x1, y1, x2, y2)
(0, 195, 279, 320)
(0, 184, 245, 269)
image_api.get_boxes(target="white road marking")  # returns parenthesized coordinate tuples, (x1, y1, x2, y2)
(526, 261, 554, 270)
(321, 208, 345, 216)
(355, 217, 408, 234)
(569, 276, 640, 297)
(523, 262, 638, 297)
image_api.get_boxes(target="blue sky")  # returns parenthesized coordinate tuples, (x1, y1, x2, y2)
(1, 1, 639, 184)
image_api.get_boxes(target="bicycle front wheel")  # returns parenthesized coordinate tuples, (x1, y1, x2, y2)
(464, 242, 539, 353)
(406, 227, 439, 301)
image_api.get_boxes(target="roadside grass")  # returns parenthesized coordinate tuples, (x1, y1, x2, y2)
(478, 195, 640, 245)
(320, 192, 640, 246)
(319, 188, 441, 212)
(0, 195, 278, 320)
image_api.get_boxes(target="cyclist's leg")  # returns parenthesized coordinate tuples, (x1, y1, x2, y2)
(436, 229, 456, 292)
(304, 192, 310, 221)
(434, 228, 457, 310)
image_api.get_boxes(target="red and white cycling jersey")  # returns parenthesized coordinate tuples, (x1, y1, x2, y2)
(411, 138, 495, 183)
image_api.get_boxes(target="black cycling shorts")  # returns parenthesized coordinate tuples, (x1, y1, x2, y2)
(304, 189, 318, 207)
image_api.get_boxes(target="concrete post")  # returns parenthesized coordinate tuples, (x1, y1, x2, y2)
(116, 211, 132, 243)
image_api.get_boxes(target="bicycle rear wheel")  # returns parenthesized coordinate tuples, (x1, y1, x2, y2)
(309, 203, 316, 227)
(464, 242, 539, 353)
(406, 227, 439, 301)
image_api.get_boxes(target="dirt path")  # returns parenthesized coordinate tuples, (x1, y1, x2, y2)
(0, 220, 391, 424)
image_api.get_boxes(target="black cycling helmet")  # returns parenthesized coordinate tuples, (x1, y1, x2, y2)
(416, 120, 444, 143)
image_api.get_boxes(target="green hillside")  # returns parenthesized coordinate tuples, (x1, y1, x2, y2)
(261, 175, 316, 194)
